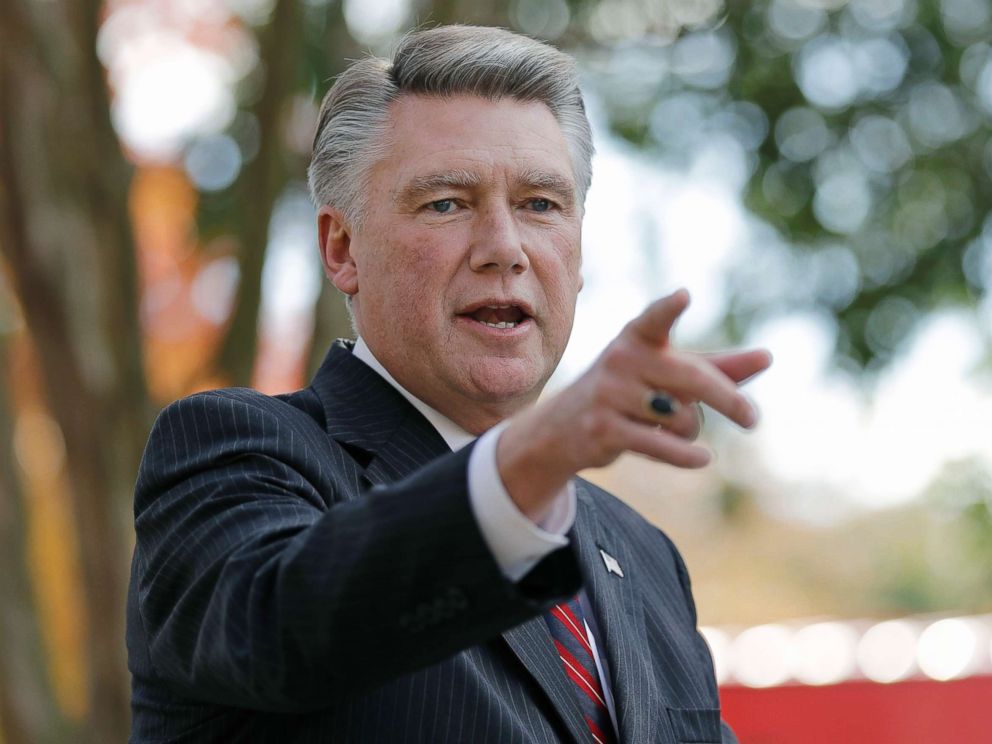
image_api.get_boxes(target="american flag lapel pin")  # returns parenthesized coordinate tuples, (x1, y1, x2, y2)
(599, 548, 624, 578)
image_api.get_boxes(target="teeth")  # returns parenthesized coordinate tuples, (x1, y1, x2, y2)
(481, 320, 519, 329)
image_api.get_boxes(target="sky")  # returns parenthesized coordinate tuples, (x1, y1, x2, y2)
(99, 0, 992, 524)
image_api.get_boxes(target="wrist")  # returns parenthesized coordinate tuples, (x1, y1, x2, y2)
(496, 408, 575, 522)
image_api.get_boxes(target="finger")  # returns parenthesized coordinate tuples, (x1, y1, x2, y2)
(681, 402, 703, 440)
(703, 349, 773, 384)
(611, 414, 711, 468)
(643, 350, 757, 429)
(655, 400, 703, 441)
(626, 289, 690, 347)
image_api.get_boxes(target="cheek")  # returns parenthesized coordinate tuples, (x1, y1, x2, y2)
(535, 221, 581, 268)
(377, 237, 458, 322)
(538, 232, 582, 299)
(539, 242, 581, 342)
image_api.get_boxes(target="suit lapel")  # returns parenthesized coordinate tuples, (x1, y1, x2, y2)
(573, 482, 661, 744)
(501, 618, 591, 742)
(309, 340, 451, 486)
(360, 413, 450, 487)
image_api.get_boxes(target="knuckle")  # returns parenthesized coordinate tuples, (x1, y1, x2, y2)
(591, 387, 611, 410)
(600, 343, 630, 373)
(684, 366, 706, 389)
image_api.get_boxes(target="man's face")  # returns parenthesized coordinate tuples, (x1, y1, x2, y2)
(322, 94, 584, 431)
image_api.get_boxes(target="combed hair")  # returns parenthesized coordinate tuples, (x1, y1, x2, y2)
(307, 25, 594, 225)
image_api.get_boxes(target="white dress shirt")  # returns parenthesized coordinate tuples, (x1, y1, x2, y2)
(352, 338, 619, 733)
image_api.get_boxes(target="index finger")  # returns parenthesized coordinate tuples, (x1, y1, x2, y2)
(704, 349, 773, 385)
(627, 289, 691, 346)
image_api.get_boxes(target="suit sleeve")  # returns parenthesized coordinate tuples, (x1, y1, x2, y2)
(128, 391, 581, 712)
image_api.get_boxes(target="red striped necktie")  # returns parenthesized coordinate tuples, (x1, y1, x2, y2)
(544, 596, 617, 744)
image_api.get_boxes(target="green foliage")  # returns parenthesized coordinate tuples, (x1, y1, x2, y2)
(914, 457, 992, 610)
(574, 0, 992, 371)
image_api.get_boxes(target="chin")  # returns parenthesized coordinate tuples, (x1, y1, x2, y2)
(465, 359, 547, 404)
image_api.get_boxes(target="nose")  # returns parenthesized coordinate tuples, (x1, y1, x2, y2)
(468, 204, 530, 274)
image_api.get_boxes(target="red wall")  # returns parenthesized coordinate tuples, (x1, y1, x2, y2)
(721, 676, 992, 744)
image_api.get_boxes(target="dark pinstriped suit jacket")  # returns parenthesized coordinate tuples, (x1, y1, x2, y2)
(127, 340, 737, 743)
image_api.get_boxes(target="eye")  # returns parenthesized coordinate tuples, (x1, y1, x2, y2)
(429, 199, 455, 213)
(528, 198, 553, 212)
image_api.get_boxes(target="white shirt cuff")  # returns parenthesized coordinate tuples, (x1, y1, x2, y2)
(468, 421, 576, 583)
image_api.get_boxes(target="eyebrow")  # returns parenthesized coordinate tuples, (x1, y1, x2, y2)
(399, 170, 484, 205)
(397, 168, 577, 210)
(518, 168, 576, 210)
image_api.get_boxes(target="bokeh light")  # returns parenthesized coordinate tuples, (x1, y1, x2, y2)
(510, 0, 570, 39)
(732, 624, 796, 687)
(857, 620, 920, 683)
(793, 622, 860, 685)
(184, 134, 242, 192)
(917, 618, 985, 681)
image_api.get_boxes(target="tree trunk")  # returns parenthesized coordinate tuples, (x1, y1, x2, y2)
(0, 331, 73, 744)
(0, 1, 144, 740)
(214, 0, 303, 386)
(306, 0, 363, 375)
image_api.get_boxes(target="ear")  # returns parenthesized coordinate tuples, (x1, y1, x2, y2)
(317, 205, 359, 295)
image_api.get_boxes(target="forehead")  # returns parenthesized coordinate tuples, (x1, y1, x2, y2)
(375, 94, 576, 192)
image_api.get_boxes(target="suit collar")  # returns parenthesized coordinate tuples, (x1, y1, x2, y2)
(309, 340, 451, 484)
(351, 337, 476, 452)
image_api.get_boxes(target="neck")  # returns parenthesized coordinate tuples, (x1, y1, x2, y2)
(351, 337, 539, 435)
(411, 387, 533, 436)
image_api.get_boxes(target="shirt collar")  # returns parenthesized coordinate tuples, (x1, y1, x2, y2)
(352, 337, 476, 452)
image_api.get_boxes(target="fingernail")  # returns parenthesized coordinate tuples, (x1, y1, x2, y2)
(743, 406, 758, 429)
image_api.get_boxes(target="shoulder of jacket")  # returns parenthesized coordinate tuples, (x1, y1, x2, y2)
(576, 475, 683, 556)
(576, 476, 641, 522)
(148, 386, 331, 454)
(157, 386, 317, 423)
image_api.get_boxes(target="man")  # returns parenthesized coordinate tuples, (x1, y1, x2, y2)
(127, 25, 770, 743)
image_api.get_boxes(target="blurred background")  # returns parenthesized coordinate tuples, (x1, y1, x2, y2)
(1, 0, 991, 741)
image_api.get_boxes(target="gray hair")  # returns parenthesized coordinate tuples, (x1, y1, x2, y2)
(307, 25, 594, 225)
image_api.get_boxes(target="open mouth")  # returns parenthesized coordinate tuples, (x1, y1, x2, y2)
(458, 302, 533, 330)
